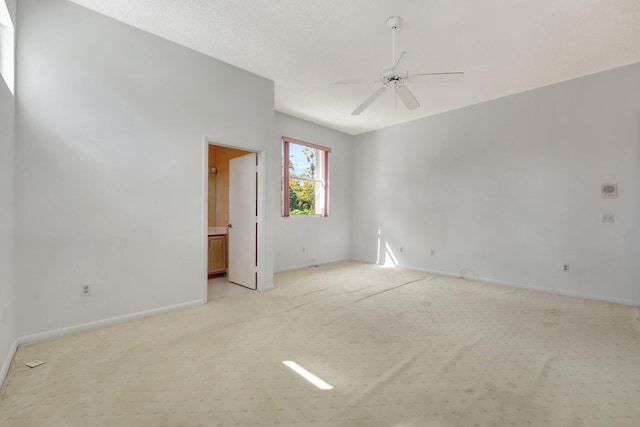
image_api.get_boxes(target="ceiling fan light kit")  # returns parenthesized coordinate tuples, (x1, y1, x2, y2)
(337, 16, 464, 116)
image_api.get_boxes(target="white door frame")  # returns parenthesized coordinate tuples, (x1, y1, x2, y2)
(201, 136, 267, 302)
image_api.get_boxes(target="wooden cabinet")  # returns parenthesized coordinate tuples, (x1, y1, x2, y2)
(208, 235, 227, 275)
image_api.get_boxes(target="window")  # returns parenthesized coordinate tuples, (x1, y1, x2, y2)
(0, 0, 14, 94)
(282, 136, 331, 217)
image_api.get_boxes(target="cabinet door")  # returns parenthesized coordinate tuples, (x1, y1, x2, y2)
(208, 236, 226, 274)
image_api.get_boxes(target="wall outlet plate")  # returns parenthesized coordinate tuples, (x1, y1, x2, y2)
(602, 213, 615, 223)
(25, 359, 45, 368)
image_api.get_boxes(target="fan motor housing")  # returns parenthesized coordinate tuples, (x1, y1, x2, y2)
(386, 16, 402, 29)
(380, 67, 406, 85)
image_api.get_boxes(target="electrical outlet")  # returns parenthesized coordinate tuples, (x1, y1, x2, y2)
(602, 213, 615, 223)
(400, 247, 404, 253)
(82, 285, 90, 296)
(430, 249, 435, 256)
(563, 264, 570, 272)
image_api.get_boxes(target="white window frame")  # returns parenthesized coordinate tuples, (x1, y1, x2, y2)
(282, 136, 331, 217)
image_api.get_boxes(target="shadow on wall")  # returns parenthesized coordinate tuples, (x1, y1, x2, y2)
(376, 228, 398, 267)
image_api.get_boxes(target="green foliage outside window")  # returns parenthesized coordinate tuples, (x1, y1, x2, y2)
(289, 146, 317, 215)
(289, 180, 316, 214)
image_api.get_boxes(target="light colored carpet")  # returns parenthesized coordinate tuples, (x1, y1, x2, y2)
(1, 261, 639, 426)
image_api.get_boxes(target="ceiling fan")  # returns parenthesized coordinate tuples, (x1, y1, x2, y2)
(336, 16, 464, 116)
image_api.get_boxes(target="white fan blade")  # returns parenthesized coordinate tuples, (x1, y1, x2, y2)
(334, 79, 371, 85)
(396, 85, 420, 110)
(394, 51, 406, 69)
(351, 87, 386, 115)
(410, 72, 464, 83)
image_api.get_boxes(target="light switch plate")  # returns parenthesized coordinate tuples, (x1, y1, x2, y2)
(601, 183, 618, 199)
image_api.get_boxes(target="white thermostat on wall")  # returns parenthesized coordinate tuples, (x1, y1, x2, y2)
(601, 183, 618, 199)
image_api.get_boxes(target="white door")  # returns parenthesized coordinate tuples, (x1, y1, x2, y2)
(228, 153, 257, 289)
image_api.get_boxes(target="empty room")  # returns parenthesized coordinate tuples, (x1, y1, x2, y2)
(1, 0, 639, 426)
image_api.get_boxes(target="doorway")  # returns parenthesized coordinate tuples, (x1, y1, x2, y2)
(203, 139, 265, 301)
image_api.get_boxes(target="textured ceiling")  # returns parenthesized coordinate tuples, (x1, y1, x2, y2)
(68, 0, 640, 135)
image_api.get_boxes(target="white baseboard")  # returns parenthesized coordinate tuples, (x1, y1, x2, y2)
(478, 275, 640, 307)
(274, 264, 313, 273)
(17, 300, 203, 345)
(307, 259, 640, 307)
(400, 263, 640, 308)
(0, 339, 18, 390)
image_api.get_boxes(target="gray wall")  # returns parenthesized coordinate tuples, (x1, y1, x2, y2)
(15, 0, 275, 337)
(352, 62, 640, 305)
(274, 112, 352, 271)
(0, 0, 16, 384)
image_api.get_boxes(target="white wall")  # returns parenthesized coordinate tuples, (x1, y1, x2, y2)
(274, 112, 352, 271)
(9, 0, 639, 348)
(0, 0, 16, 385)
(352, 62, 640, 305)
(15, 0, 275, 338)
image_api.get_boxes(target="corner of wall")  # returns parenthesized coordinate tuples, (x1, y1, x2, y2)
(0, 338, 17, 389)
(0, 59, 16, 392)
